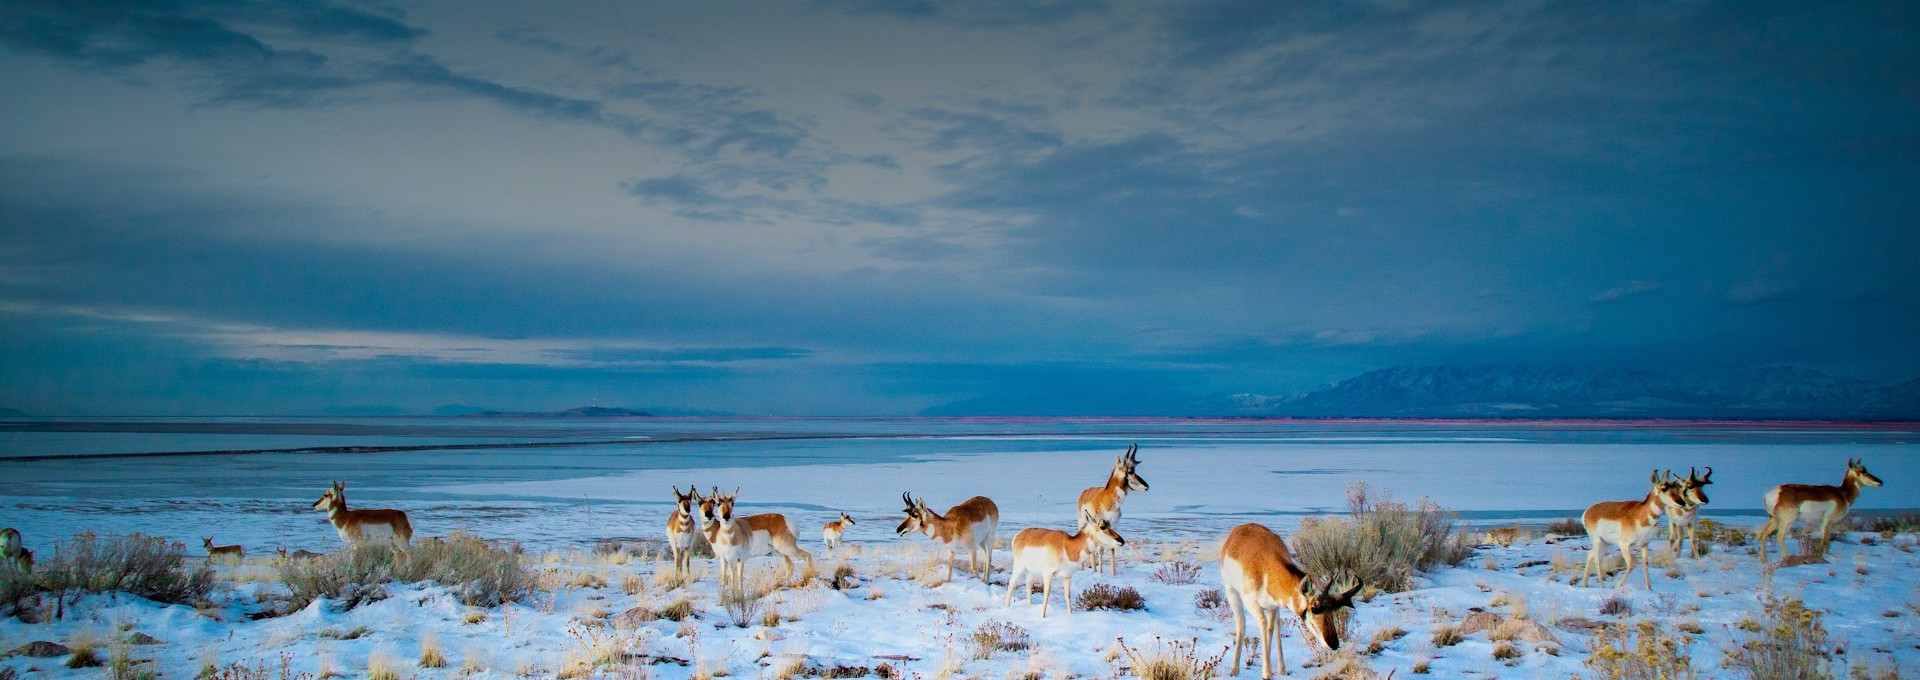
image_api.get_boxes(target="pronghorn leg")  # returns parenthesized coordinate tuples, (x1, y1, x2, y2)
(1640, 543, 1652, 590)
(1579, 541, 1598, 587)
(1040, 573, 1053, 618)
(946, 549, 956, 583)
(1758, 517, 1775, 562)
(1226, 588, 1246, 675)
(1063, 574, 1073, 615)
(1265, 607, 1284, 678)
(1003, 565, 1022, 608)
(1776, 512, 1796, 559)
(1817, 511, 1837, 557)
(1613, 542, 1635, 588)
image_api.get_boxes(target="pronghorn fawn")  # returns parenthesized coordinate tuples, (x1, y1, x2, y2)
(666, 486, 702, 576)
(1664, 467, 1713, 559)
(1578, 470, 1691, 590)
(1, 527, 32, 572)
(311, 481, 414, 548)
(203, 537, 245, 563)
(1758, 458, 1884, 563)
(702, 488, 814, 588)
(1219, 523, 1360, 679)
(897, 492, 1000, 586)
(1077, 443, 1148, 575)
(822, 511, 855, 554)
(276, 547, 323, 562)
(1003, 509, 1125, 617)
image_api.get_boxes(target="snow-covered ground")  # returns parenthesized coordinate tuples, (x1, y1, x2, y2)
(3, 420, 1917, 677)
(3, 525, 1918, 679)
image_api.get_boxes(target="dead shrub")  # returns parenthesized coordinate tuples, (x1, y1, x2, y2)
(1290, 483, 1473, 593)
(278, 532, 528, 611)
(1149, 561, 1202, 585)
(1075, 584, 1146, 612)
(1116, 636, 1226, 680)
(1576, 620, 1699, 680)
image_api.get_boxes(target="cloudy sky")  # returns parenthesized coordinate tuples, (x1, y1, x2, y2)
(1, 0, 1916, 416)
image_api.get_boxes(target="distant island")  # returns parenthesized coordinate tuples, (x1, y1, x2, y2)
(462, 406, 654, 418)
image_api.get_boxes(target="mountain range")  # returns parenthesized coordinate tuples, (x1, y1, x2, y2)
(923, 366, 1920, 420)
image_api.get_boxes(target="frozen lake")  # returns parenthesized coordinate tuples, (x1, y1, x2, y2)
(1, 417, 1915, 551)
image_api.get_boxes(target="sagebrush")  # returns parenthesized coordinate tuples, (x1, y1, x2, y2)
(278, 533, 528, 611)
(1290, 482, 1473, 592)
(2, 532, 213, 613)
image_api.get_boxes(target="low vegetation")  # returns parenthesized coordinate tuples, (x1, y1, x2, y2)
(1290, 483, 1473, 593)
(2, 532, 213, 615)
(277, 533, 529, 611)
(1075, 584, 1146, 612)
(1116, 636, 1226, 680)
(1576, 620, 1699, 680)
(1148, 561, 1202, 585)
(1723, 595, 1836, 680)
(969, 620, 1031, 660)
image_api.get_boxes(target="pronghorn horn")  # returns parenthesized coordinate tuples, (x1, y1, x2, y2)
(1649, 469, 1660, 484)
(1702, 466, 1713, 482)
(903, 491, 913, 506)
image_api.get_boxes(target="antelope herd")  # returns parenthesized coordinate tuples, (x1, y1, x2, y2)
(0, 450, 1895, 680)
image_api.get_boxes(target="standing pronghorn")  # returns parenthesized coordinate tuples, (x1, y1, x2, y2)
(896, 492, 999, 585)
(1077, 443, 1148, 575)
(1219, 523, 1360, 679)
(1, 527, 32, 572)
(822, 511, 855, 554)
(1664, 467, 1712, 559)
(701, 488, 814, 588)
(311, 481, 414, 548)
(1758, 458, 1884, 563)
(666, 486, 702, 576)
(203, 536, 245, 563)
(1578, 471, 1691, 590)
(1003, 509, 1125, 617)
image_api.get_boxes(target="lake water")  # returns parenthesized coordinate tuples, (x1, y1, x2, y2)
(1, 417, 1915, 551)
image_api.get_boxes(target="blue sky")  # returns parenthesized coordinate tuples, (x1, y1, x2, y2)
(1, 0, 1916, 415)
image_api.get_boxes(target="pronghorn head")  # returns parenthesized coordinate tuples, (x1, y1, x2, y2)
(708, 487, 739, 529)
(312, 481, 346, 512)
(1296, 578, 1362, 651)
(896, 493, 929, 536)
(1848, 458, 1883, 487)
(673, 486, 700, 517)
(697, 486, 721, 527)
(1682, 466, 1713, 506)
(1079, 509, 1125, 547)
(840, 511, 855, 527)
(203, 536, 215, 550)
(1116, 443, 1148, 492)
(1651, 470, 1691, 509)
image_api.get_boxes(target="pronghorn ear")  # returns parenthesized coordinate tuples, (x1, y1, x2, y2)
(1649, 469, 1660, 485)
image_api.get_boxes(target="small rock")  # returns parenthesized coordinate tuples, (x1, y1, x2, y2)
(1557, 617, 1604, 632)
(1780, 555, 1829, 568)
(7, 641, 70, 658)
(126, 632, 162, 645)
(1510, 620, 1558, 644)
(612, 606, 657, 629)
(1460, 611, 1505, 634)
(754, 629, 786, 641)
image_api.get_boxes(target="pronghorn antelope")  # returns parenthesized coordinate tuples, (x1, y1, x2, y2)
(1758, 458, 1884, 562)
(1003, 509, 1125, 617)
(897, 492, 1000, 585)
(666, 486, 702, 576)
(1219, 523, 1360, 679)
(701, 488, 814, 588)
(1664, 467, 1712, 559)
(1076, 443, 1148, 575)
(276, 547, 323, 562)
(822, 511, 855, 554)
(203, 537, 245, 562)
(1578, 471, 1692, 590)
(1, 527, 31, 572)
(311, 481, 414, 548)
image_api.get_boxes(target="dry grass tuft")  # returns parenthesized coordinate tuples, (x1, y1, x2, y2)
(1430, 623, 1463, 648)
(1116, 636, 1226, 680)
(970, 620, 1032, 660)
(1579, 620, 1698, 680)
(419, 634, 446, 668)
(366, 649, 403, 680)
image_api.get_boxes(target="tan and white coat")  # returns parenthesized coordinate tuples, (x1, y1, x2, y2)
(1759, 458, 1883, 562)
(1579, 470, 1690, 590)
(311, 481, 414, 548)
(702, 488, 814, 588)
(1002, 509, 1124, 617)
(896, 492, 1000, 585)
(1076, 443, 1147, 575)
(1219, 523, 1359, 679)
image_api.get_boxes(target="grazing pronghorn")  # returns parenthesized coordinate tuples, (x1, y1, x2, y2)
(276, 547, 323, 561)
(896, 492, 1000, 585)
(1003, 509, 1126, 617)
(822, 511, 855, 554)
(1219, 523, 1360, 679)
(203, 537, 245, 562)
(666, 486, 702, 576)
(1664, 467, 1712, 559)
(701, 488, 814, 588)
(1, 527, 32, 572)
(1758, 458, 1884, 562)
(311, 481, 414, 548)
(1578, 471, 1691, 590)
(1077, 443, 1148, 575)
